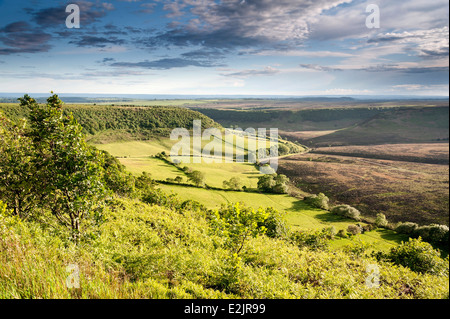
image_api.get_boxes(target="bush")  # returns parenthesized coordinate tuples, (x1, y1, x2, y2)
(141, 188, 180, 209)
(375, 213, 388, 228)
(331, 205, 361, 221)
(290, 227, 335, 251)
(304, 193, 329, 210)
(337, 229, 348, 238)
(413, 224, 449, 245)
(362, 224, 376, 233)
(395, 222, 419, 235)
(260, 207, 290, 239)
(377, 238, 449, 275)
(347, 225, 362, 236)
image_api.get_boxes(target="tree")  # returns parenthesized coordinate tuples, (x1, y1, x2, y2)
(257, 174, 275, 192)
(223, 177, 242, 191)
(188, 170, 205, 187)
(210, 202, 269, 255)
(20, 94, 106, 242)
(0, 114, 37, 219)
(257, 174, 289, 194)
(174, 176, 183, 184)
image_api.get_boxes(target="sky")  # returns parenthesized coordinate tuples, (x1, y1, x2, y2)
(0, 0, 448, 96)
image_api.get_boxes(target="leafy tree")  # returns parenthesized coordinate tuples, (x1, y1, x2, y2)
(0, 114, 37, 219)
(174, 176, 184, 184)
(135, 172, 155, 191)
(257, 174, 289, 194)
(188, 170, 205, 187)
(19, 94, 107, 242)
(210, 202, 270, 255)
(223, 177, 242, 191)
(100, 150, 135, 197)
(257, 175, 275, 192)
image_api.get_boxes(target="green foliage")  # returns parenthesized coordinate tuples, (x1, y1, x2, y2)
(135, 172, 155, 191)
(347, 225, 362, 236)
(375, 213, 389, 228)
(209, 202, 270, 254)
(343, 238, 371, 257)
(396, 222, 419, 235)
(100, 150, 135, 197)
(0, 200, 6, 215)
(142, 188, 180, 209)
(413, 224, 449, 245)
(304, 193, 330, 210)
(331, 205, 361, 221)
(0, 113, 36, 219)
(18, 94, 107, 242)
(1, 95, 108, 242)
(290, 227, 335, 251)
(223, 177, 242, 191)
(257, 174, 289, 194)
(375, 238, 449, 276)
(187, 171, 205, 187)
(0, 196, 448, 299)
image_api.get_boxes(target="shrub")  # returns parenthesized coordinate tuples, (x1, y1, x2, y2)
(413, 224, 449, 245)
(260, 207, 290, 239)
(377, 238, 449, 275)
(337, 229, 348, 238)
(290, 227, 334, 251)
(347, 225, 362, 236)
(395, 222, 419, 235)
(179, 200, 207, 213)
(142, 188, 180, 209)
(304, 193, 329, 210)
(375, 213, 388, 228)
(331, 205, 361, 221)
(362, 224, 376, 233)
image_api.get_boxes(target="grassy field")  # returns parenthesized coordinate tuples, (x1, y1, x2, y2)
(94, 139, 410, 252)
(158, 184, 409, 252)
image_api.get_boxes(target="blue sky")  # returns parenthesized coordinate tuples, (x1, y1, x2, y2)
(0, 0, 448, 96)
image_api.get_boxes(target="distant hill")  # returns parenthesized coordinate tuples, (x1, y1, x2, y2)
(310, 106, 449, 146)
(197, 107, 388, 131)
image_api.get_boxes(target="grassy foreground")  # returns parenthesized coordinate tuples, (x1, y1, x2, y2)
(1, 198, 448, 299)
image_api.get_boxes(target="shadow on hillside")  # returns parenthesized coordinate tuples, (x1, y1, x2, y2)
(289, 200, 348, 224)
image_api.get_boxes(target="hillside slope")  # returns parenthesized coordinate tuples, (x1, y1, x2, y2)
(0, 104, 220, 143)
(310, 107, 449, 146)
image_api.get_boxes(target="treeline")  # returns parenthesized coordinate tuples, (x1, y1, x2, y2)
(0, 103, 219, 138)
